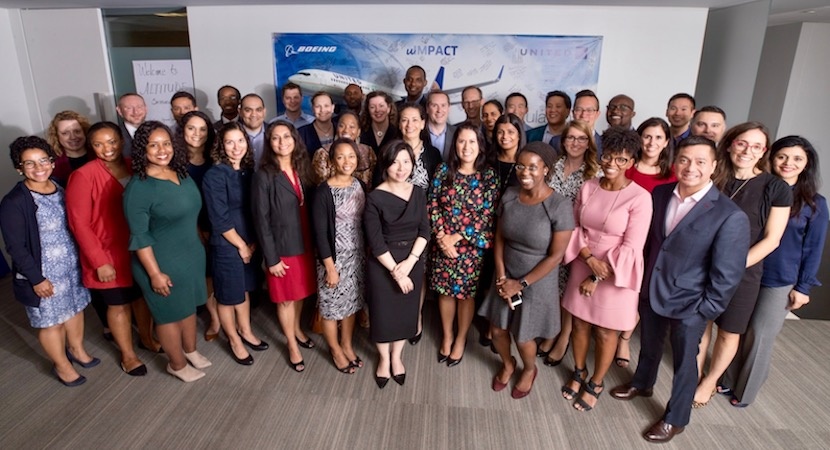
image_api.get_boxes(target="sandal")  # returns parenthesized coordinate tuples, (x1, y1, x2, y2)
(615, 335, 631, 368)
(562, 367, 587, 400)
(716, 384, 733, 396)
(692, 389, 716, 409)
(349, 356, 364, 369)
(730, 396, 749, 408)
(574, 379, 604, 412)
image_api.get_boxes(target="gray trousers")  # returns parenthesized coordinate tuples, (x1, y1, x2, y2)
(722, 284, 793, 405)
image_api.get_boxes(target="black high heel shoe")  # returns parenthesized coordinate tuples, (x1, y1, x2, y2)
(229, 343, 253, 366)
(375, 375, 390, 389)
(408, 332, 422, 346)
(544, 342, 570, 367)
(241, 336, 269, 351)
(65, 349, 101, 369)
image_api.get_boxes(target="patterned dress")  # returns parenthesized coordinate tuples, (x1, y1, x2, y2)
(25, 188, 90, 328)
(429, 164, 499, 299)
(316, 180, 366, 320)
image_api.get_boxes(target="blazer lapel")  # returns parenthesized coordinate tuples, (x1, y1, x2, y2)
(667, 186, 719, 237)
(276, 172, 299, 199)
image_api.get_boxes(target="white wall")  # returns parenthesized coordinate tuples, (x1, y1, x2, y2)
(188, 5, 708, 130)
(695, 0, 770, 123)
(0, 9, 33, 198)
(18, 8, 114, 129)
(777, 22, 830, 201)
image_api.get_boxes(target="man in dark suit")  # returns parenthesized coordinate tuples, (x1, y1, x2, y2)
(213, 85, 241, 130)
(115, 93, 146, 157)
(425, 91, 456, 161)
(609, 135, 750, 443)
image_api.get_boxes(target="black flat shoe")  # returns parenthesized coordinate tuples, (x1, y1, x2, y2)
(393, 372, 406, 386)
(447, 355, 463, 367)
(65, 349, 101, 368)
(52, 366, 86, 387)
(375, 375, 390, 389)
(296, 337, 315, 349)
(121, 362, 148, 376)
(229, 343, 253, 366)
(408, 332, 422, 346)
(437, 352, 449, 364)
(241, 337, 269, 351)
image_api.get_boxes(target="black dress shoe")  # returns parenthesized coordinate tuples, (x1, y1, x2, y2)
(479, 335, 492, 347)
(241, 337, 269, 351)
(121, 362, 148, 376)
(65, 349, 101, 368)
(643, 420, 685, 443)
(437, 352, 449, 364)
(610, 384, 654, 401)
(296, 337, 315, 349)
(446, 355, 463, 367)
(375, 375, 390, 389)
(229, 343, 254, 366)
(408, 332, 422, 346)
(52, 366, 86, 387)
(393, 372, 406, 386)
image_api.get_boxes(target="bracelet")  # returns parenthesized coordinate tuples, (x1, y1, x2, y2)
(589, 274, 600, 283)
(410, 252, 421, 259)
(583, 254, 594, 262)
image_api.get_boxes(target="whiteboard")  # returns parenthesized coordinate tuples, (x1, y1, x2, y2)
(132, 59, 194, 129)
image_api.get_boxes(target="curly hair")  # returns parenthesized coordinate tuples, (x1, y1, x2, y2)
(212, 121, 254, 170)
(601, 127, 642, 159)
(360, 91, 397, 133)
(85, 121, 123, 154)
(327, 137, 364, 174)
(712, 121, 771, 190)
(46, 110, 91, 156)
(179, 110, 216, 164)
(131, 121, 188, 180)
(770, 135, 821, 218)
(556, 120, 600, 180)
(9, 135, 57, 167)
(260, 120, 311, 184)
(444, 122, 488, 188)
(636, 117, 675, 179)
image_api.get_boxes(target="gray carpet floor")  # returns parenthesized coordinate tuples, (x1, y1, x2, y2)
(1, 275, 828, 449)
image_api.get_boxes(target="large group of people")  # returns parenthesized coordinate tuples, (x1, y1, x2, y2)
(1, 64, 827, 444)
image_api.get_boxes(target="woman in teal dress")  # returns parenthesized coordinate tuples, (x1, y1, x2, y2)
(429, 123, 499, 367)
(124, 121, 210, 382)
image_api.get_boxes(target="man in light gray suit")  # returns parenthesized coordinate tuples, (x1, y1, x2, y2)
(425, 90, 456, 161)
(609, 136, 750, 443)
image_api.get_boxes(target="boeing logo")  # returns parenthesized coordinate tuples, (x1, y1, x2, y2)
(285, 45, 338, 58)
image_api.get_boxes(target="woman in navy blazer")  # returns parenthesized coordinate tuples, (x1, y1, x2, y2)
(252, 120, 317, 372)
(0, 136, 96, 386)
(204, 122, 269, 365)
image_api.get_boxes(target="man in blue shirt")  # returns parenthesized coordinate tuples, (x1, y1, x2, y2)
(273, 82, 313, 128)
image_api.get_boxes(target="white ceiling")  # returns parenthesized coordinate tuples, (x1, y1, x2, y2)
(1, 0, 829, 26)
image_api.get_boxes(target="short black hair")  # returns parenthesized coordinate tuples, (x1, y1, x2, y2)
(86, 121, 124, 153)
(505, 92, 527, 107)
(217, 85, 241, 100)
(546, 90, 572, 110)
(378, 139, 415, 182)
(668, 93, 696, 109)
(9, 136, 56, 167)
(676, 135, 717, 160)
(171, 91, 197, 107)
(693, 105, 726, 121)
(574, 89, 599, 108)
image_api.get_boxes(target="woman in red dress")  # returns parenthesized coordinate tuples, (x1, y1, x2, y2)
(252, 121, 317, 373)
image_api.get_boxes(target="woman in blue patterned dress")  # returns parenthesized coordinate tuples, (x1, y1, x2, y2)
(429, 124, 499, 366)
(0, 136, 97, 387)
(312, 138, 367, 374)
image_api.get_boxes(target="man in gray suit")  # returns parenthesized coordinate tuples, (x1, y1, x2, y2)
(115, 93, 146, 157)
(425, 91, 456, 161)
(609, 136, 750, 443)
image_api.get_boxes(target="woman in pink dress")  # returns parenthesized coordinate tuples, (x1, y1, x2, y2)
(560, 128, 653, 411)
(252, 121, 317, 373)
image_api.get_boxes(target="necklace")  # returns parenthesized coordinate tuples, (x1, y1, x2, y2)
(729, 177, 752, 200)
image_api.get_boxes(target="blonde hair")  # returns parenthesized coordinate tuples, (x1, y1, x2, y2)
(46, 110, 91, 156)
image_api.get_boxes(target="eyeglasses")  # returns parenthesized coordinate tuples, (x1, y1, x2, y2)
(462, 99, 481, 107)
(607, 104, 633, 112)
(515, 164, 544, 173)
(20, 157, 54, 169)
(564, 135, 589, 144)
(600, 154, 631, 165)
(731, 139, 766, 154)
(573, 107, 598, 114)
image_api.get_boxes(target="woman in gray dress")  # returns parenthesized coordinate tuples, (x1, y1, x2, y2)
(480, 141, 574, 399)
(0, 136, 97, 387)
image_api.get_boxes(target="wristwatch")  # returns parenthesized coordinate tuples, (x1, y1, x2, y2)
(520, 278, 529, 288)
(589, 275, 600, 283)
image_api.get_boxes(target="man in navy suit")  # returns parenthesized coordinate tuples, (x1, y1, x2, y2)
(609, 135, 750, 443)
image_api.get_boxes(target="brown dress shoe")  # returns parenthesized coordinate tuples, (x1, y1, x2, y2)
(610, 383, 654, 400)
(643, 420, 685, 443)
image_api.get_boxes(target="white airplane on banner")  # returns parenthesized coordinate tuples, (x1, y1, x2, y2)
(287, 66, 504, 101)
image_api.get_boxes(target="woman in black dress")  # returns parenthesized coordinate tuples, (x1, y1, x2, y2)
(692, 122, 792, 407)
(363, 140, 430, 388)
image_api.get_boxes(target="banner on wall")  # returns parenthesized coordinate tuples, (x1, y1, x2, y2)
(132, 59, 194, 128)
(272, 33, 602, 125)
